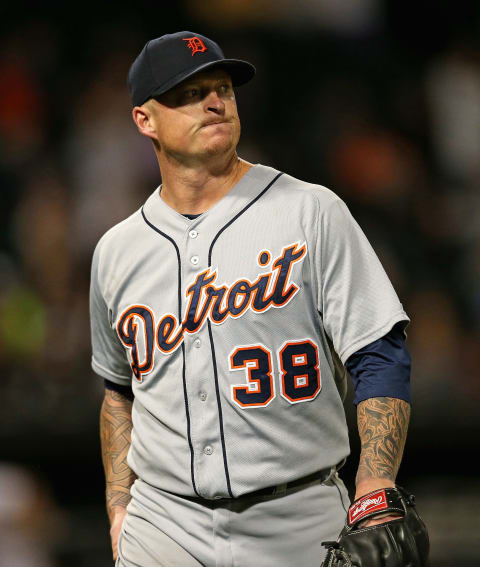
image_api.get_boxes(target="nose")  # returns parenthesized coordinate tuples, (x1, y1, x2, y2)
(203, 89, 225, 114)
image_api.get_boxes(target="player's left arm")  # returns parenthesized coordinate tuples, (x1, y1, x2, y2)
(342, 322, 411, 525)
(354, 396, 410, 525)
(321, 396, 429, 566)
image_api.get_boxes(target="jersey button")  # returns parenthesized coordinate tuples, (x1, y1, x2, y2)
(200, 391, 207, 401)
(191, 255, 199, 265)
(189, 229, 198, 239)
(204, 445, 213, 455)
(194, 338, 201, 348)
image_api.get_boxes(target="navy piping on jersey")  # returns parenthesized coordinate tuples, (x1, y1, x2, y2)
(141, 207, 200, 497)
(207, 172, 284, 266)
(206, 319, 233, 496)
(207, 171, 284, 497)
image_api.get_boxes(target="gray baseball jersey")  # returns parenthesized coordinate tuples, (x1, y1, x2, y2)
(90, 164, 409, 500)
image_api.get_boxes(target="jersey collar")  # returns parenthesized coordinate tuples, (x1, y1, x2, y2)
(142, 164, 281, 235)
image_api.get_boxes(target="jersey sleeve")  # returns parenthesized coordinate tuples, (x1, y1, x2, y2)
(318, 197, 409, 364)
(89, 243, 132, 385)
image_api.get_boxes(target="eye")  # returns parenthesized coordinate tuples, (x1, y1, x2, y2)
(185, 87, 200, 98)
(219, 83, 232, 94)
(176, 87, 202, 105)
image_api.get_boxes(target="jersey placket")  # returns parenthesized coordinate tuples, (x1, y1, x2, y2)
(182, 222, 230, 499)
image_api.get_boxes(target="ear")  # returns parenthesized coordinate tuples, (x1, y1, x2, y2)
(132, 104, 158, 142)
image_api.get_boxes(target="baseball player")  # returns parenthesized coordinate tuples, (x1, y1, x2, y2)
(90, 31, 429, 566)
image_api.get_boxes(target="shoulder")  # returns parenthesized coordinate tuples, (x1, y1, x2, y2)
(90, 208, 147, 302)
(261, 165, 344, 210)
(92, 208, 144, 266)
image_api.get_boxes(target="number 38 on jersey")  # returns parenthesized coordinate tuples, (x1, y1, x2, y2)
(229, 339, 321, 408)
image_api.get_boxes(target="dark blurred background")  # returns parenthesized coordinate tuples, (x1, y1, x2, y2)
(0, 1, 479, 565)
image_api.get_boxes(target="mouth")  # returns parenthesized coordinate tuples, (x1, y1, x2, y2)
(201, 120, 230, 128)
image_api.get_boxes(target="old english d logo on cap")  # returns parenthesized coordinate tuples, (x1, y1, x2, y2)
(183, 36, 208, 56)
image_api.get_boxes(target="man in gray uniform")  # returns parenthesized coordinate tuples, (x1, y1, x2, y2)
(90, 31, 427, 566)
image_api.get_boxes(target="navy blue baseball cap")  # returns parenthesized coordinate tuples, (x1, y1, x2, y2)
(127, 31, 256, 107)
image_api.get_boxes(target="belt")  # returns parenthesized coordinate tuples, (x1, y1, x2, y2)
(245, 465, 337, 499)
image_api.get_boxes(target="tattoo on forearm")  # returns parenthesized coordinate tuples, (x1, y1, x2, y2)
(356, 397, 410, 485)
(100, 390, 136, 521)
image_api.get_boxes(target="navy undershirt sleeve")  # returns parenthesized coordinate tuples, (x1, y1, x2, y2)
(104, 379, 134, 401)
(345, 322, 411, 406)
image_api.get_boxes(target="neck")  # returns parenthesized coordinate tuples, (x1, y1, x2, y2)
(156, 151, 253, 214)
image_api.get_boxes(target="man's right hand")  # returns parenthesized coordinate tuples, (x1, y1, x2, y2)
(110, 507, 128, 561)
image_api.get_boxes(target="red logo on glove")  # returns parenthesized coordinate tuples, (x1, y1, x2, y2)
(183, 37, 208, 55)
(348, 489, 388, 525)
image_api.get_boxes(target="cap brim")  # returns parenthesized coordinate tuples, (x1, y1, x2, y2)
(148, 59, 256, 101)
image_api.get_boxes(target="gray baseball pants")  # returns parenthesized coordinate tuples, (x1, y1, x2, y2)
(116, 472, 349, 567)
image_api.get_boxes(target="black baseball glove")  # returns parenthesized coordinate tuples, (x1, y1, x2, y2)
(321, 486, 429, 566)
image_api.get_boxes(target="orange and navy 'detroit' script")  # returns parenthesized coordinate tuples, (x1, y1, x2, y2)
(116, 242, 306, 380)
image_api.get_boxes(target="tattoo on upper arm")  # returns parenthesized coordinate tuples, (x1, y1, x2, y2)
(356, 397, 410, 484)
(100, 389, 136, 517)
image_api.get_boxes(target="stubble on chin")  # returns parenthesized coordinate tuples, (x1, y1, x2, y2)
(199, 123, 239, 158)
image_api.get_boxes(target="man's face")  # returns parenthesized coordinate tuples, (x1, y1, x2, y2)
(144, 68, 241, 164)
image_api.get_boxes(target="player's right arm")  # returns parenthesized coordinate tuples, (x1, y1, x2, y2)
(90, 237, 138, 560)
(100, 386, 137, 561)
